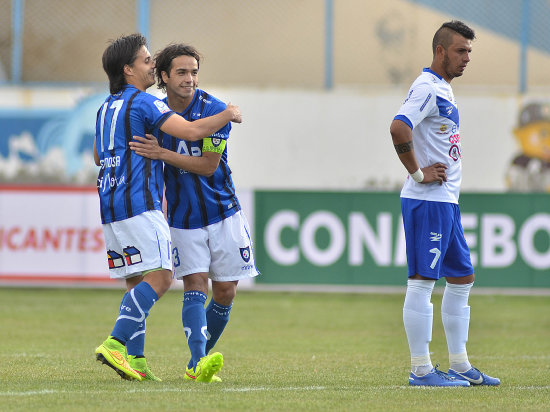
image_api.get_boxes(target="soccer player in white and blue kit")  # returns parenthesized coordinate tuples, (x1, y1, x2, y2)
(390, 21, 500, 387)
(93, 34, 242, 381)
(130, 43, 259, 383)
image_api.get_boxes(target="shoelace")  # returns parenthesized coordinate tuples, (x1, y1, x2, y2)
(433, 364, 455, 381)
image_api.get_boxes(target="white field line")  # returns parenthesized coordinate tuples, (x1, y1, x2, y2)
(2, 385, 550, 397)
(222, 386, 326, 392)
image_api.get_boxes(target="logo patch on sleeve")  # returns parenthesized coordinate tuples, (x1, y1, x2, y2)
(154, 100, 171, 114)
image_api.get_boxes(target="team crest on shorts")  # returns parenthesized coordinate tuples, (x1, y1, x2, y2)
(107, 250, 124, 269)
(123, 246, 142, 266)
(239, 246, 251, 262)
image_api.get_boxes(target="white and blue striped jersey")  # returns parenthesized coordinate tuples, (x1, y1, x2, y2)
(96, 85, 174, 223)
(394, 68, 462, 204)
(159, 89, 240, 229)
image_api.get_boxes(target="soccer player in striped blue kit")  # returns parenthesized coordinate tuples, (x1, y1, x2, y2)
(93, 34, 242, 381)
(130, 43, 259, 383)
(390, 21, 500, 387)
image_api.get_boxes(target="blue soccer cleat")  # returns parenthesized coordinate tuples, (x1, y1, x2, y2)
(448, 367, 500, 386)
(409, 365, 470, 387)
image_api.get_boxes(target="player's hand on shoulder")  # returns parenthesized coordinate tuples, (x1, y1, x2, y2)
(226, 102, 242, 123)
(421, 162, 448, 185)
(129, 133, 162, 159)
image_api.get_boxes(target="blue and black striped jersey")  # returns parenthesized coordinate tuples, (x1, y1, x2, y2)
(95, 85, 173, 223)
(160, 89, 240, 229)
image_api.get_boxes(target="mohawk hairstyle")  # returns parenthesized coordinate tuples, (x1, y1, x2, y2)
(432, 20, 475, 55)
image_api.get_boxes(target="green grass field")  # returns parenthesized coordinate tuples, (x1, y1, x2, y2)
(1, 287, 549, 411)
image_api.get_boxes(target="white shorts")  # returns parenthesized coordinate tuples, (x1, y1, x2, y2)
(171, 210, 260, 282)
(102, 210, 172, 279)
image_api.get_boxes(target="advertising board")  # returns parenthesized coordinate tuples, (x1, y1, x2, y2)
(254, 191, 550, 288)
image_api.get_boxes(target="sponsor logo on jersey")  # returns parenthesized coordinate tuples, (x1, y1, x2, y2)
(154, 100, 171, 114)
(438, 125, 459, 135)
(449, 144, 461, 161)
(437, 124, 448, 134)
(239, 246, 251, 262)
(100, 155, 121, 169)
(123, 246, 142, 266)
(212, 138, 221, 147)
(446, 105, 454, 116)
(107, 250, 125, 269)
(449, 133, 460, 144)
(198, 94, 212, 104)
(97, 173, 126, 191)
(430, 232, 442, 241)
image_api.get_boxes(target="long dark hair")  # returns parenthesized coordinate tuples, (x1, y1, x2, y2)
(154, 43, 202, 93)
(102, 33, 147, 94)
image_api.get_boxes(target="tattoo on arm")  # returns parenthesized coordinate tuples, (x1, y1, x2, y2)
(394, 141, 413, 154)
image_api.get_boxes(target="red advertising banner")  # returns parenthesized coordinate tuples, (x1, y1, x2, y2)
(0, 186, 117, 287)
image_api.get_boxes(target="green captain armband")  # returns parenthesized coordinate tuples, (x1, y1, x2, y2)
(202, 137, 226, 154)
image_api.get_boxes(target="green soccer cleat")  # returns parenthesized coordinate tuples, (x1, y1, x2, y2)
(95, 336, 142, 381)
(184, 352, 224, 383)
(128, 355, 162, 382)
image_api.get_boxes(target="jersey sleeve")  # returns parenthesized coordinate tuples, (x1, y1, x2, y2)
(202, 99, 231, 140)
(394, 81, 437, 130)
(139, 93, 175, 131)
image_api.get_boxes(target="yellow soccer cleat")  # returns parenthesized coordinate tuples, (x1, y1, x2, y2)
(95, 336, 142, 381)
(184, 352, 224, 383)
(128, 355, 162, 382)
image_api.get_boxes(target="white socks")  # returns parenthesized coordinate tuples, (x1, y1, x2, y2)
(441, 282, 473, 372)
(404, 279, 474, 375)
(403, 279, 435, 376)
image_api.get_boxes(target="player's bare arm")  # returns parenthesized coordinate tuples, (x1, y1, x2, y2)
(394, 141, 414, 154)
(130, 134, 222, 177)
(390, 119, 447, 184)
(93, 137, 100, 166)
(390, 119, 421, 173)
(160, 103, 241, 142)
(129, 134, 164, 159)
